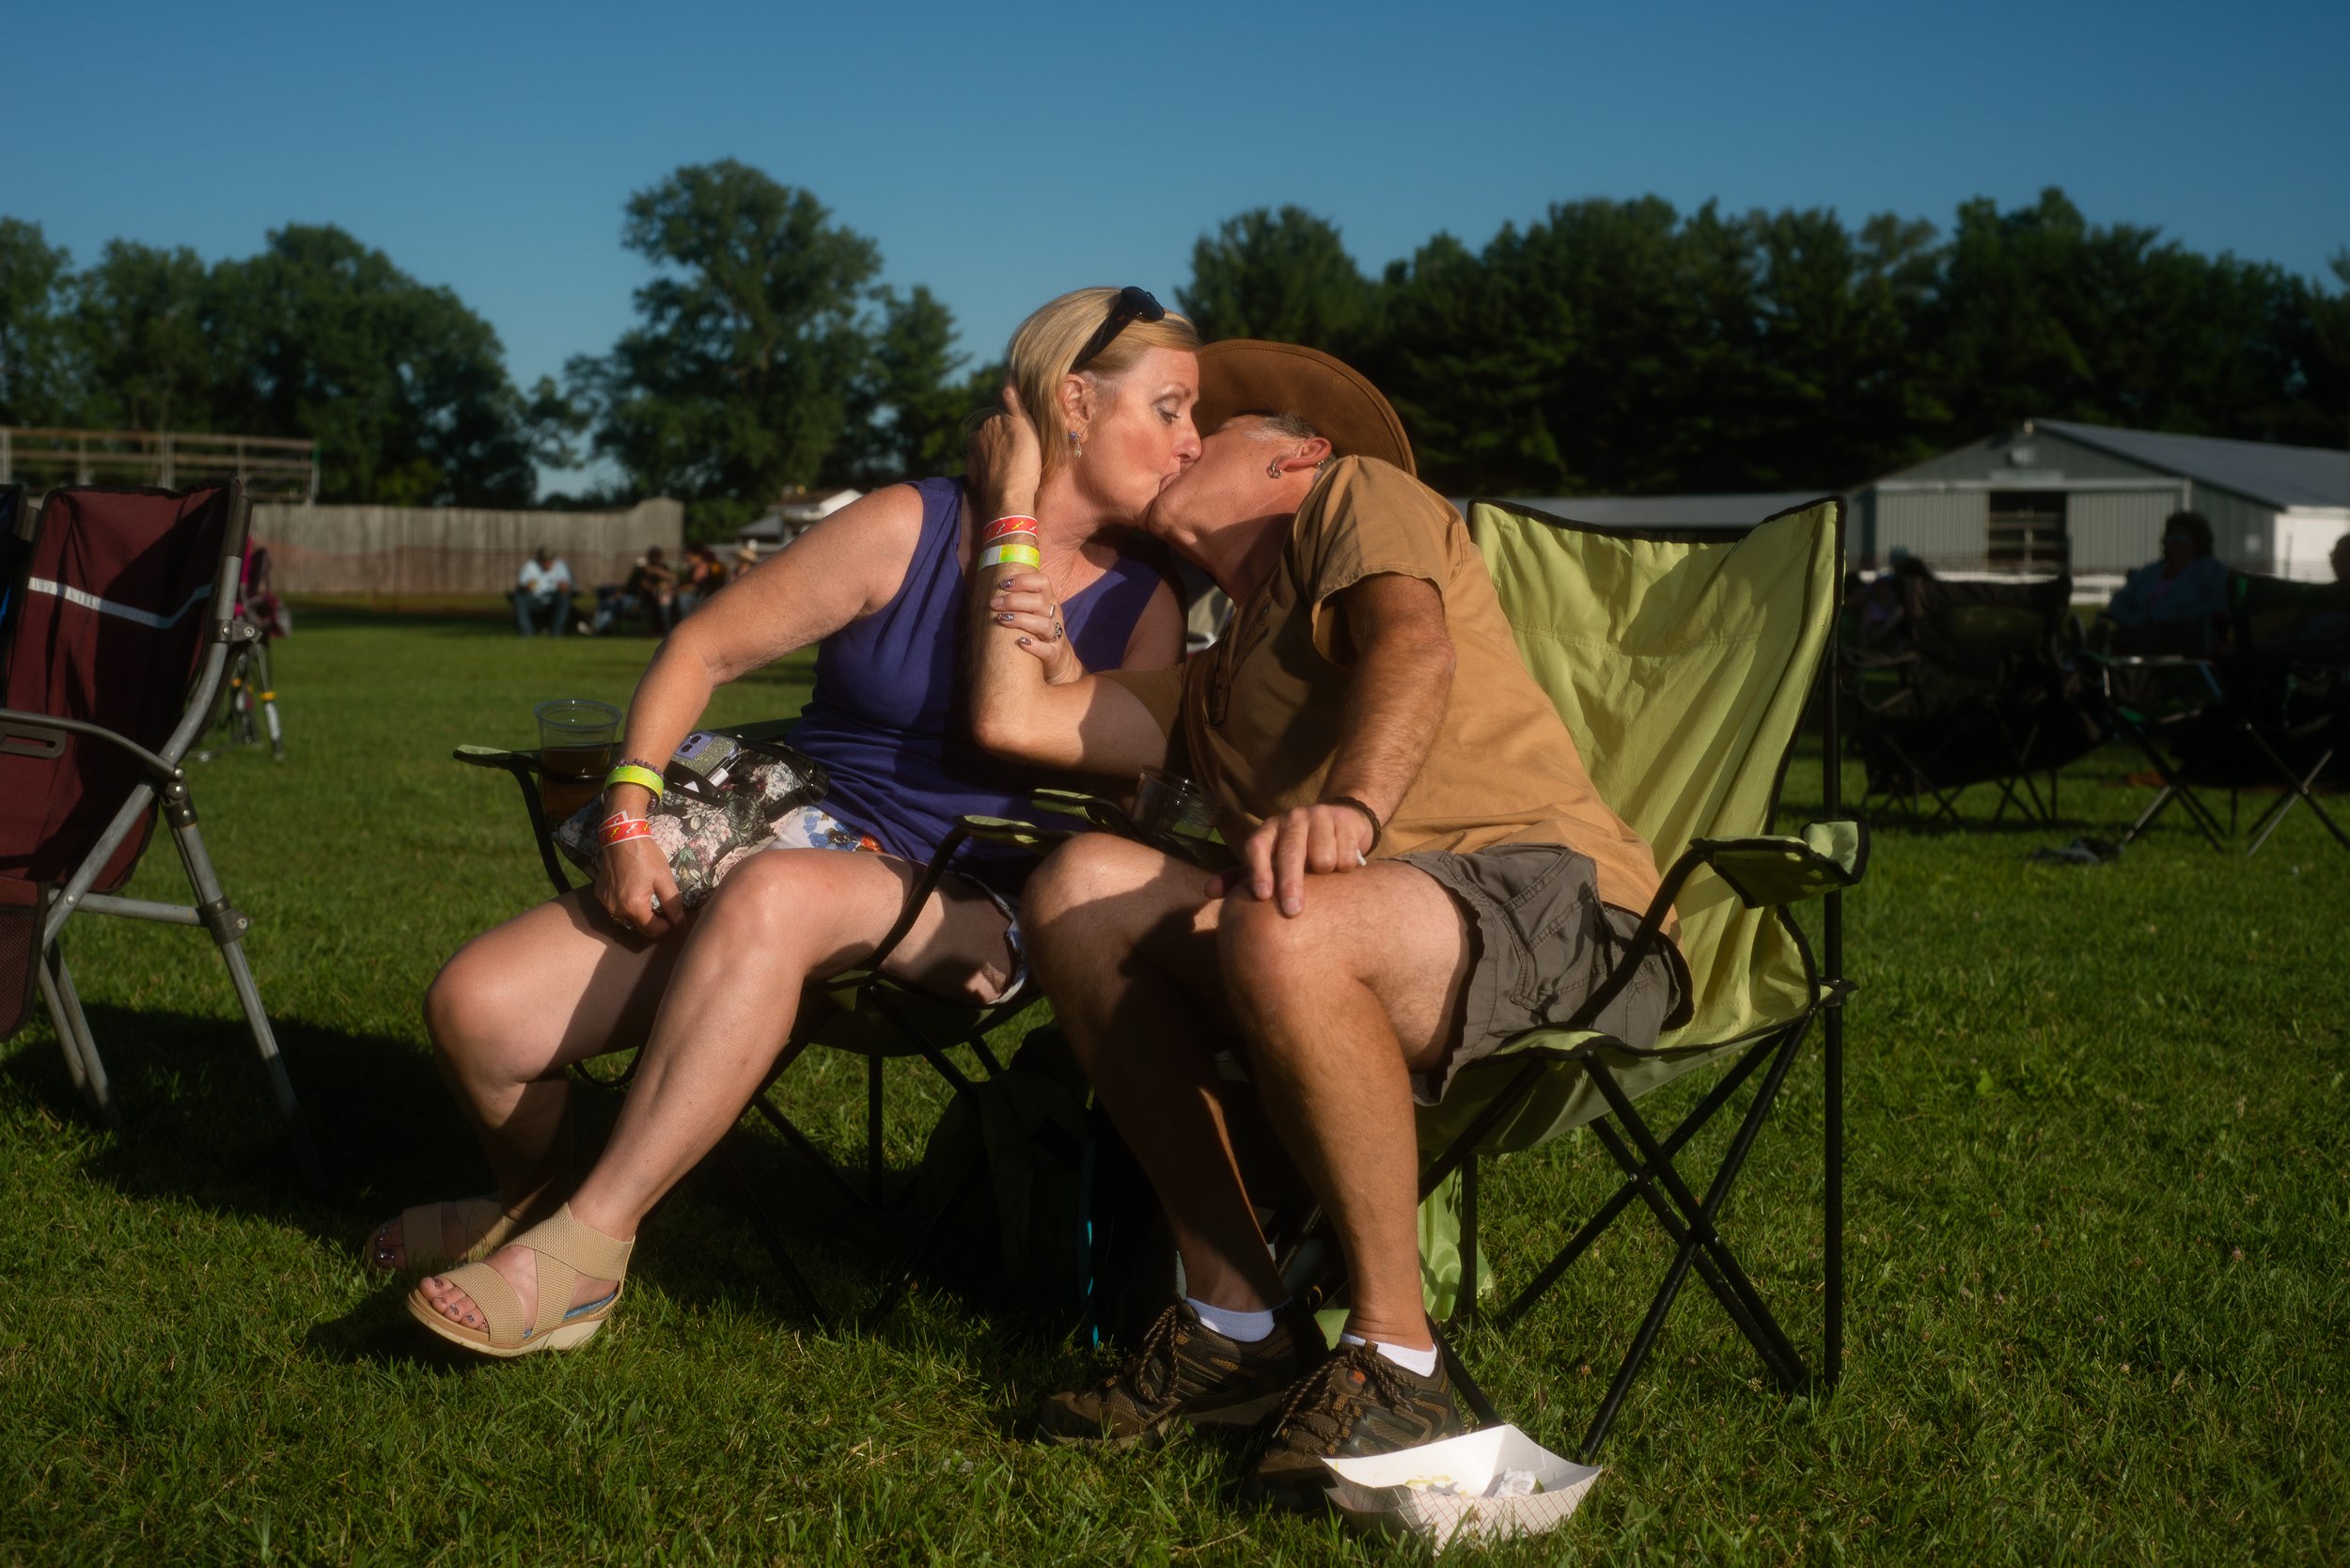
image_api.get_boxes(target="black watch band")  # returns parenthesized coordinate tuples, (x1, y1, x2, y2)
(1322, 794, 1385, 853)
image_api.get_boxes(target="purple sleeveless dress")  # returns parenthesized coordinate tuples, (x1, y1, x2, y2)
(788, 477, 1169, 895)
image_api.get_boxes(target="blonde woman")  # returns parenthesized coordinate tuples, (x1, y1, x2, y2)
(376, 288, 1200, 1357)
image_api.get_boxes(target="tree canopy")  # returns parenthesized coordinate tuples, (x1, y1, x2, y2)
(5, 178, 2342, 517)
(0, 219, 544, 505)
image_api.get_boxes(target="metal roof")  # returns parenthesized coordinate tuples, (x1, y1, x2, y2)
(2036, 419, 2348, 510)
(1462, 492, 1825, 527)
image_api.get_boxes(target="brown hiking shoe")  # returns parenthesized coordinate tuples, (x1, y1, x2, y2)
(1240, 1341, 1469, 1511)
(1030, 1301, 1319, 1450)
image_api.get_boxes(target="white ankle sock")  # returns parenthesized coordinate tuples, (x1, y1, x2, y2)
(1340, 1331, 1440, 1377)
(1187, 1296, 1280, 1343)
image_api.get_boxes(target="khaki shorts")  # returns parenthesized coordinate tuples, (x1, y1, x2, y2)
(1396, 843, 1690, 1106)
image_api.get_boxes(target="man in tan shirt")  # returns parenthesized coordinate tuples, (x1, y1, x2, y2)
(966, 337, 1686, 1508)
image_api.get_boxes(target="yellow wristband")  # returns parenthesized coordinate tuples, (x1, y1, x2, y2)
(980, 542, 1042, 570)
(603, 762, 666, 798)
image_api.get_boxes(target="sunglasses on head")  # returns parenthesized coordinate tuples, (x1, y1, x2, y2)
(1073, 286, 1166, 370)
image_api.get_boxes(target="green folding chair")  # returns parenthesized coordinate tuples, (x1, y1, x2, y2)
(1301, 496, 1863, 1459)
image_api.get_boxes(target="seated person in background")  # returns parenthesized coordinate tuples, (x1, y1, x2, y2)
(1856, 548, 1932, 650)
(732, 542, 761, 581)
(373, 287, 1198, 1361)
(593, 545, 680, 635)
(963, 341, 1689, 1509)
(2285, 532, 2350, 650)
(2104, 510, 2229, 654)
(676, 542, 729, 618)
(514, 546, 575, 636)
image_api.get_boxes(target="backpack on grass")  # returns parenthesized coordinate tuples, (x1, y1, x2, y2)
(914, 1027, 1163, 1342)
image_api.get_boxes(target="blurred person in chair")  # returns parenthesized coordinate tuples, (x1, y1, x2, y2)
(2103, 510, 2229, 654)
(594, 546, 680, 635)
(514, 545, 575, 637)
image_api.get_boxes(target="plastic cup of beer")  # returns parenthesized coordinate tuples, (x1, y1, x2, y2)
(535, 698, 622, 823)
(1135, 767, 1216, 840)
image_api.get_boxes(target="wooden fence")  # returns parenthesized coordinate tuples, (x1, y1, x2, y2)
(249, 498, 685, 597)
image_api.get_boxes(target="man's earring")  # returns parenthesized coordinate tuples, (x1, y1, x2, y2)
(1265, 458, 1284, 479)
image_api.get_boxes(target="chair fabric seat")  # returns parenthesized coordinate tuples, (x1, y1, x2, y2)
(1418, 500, 1841, 1163)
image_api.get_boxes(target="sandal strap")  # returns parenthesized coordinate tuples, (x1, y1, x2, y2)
(431, 1204, 635, 1349)
(512, 1204, 634, 1340)
(435, 1258, 532, 1346)
(530, 1204, 635, 1279)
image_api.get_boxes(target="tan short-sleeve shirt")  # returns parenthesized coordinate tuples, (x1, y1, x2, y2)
(1105, 457, 1670, 921)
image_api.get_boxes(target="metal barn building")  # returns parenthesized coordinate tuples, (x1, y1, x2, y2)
(1854, 420, 2350, 581)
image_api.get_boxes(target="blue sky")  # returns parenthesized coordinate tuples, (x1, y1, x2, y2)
(12, 0, 2348, 491)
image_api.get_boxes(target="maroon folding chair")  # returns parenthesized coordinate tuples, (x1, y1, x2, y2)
(0, 480, 318, 1185)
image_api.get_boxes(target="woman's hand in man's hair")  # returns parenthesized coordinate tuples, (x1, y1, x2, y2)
(966, 384, 1043, 519)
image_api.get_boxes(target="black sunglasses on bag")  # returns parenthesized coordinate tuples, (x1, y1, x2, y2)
(1072, 286, 1167, 369)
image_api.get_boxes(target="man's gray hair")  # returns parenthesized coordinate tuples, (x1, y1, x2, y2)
(1253, 411, 1321, 442)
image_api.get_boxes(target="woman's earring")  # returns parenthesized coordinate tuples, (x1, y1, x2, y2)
(1068, 431, 1084, 461)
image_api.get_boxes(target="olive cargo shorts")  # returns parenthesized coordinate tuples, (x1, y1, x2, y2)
(1395, 842, 1690, 1106)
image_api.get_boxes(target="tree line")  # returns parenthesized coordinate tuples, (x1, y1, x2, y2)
(4, 162, 2345, 534)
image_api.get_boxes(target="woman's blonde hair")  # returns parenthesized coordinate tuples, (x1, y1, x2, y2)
(1007, 288, 1201, 483)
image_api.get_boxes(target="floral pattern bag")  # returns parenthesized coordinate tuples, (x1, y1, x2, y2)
(555, 730, 831, 907)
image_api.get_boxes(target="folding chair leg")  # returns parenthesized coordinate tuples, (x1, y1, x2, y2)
(1589, 1048, 1810, 1389)
(866, 1052, 886, 1201)
(1591, 1118, 1806, 1395)
(1431, 1316, 1502, 1429)
(865, 1155, 988, 1326)
(1490, 1031, 1781, 1330)
(1455, 1155, 1480, 1329)
(253, 641, 285, 762)
(708, 1131, 827, 1325)
(38, 947, 117, 1127)
(1581, 1228, 1708, 1460)
(748, 1085, 876, 1213)
(166, 799, 321, 1190)
(2242, 738, 2343, 856)
(217, 935, 321, 1190)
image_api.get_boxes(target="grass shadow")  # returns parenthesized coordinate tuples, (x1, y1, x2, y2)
(9, 995, 1174, 1403)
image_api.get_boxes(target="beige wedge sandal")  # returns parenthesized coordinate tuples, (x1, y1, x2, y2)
(365, 1195, 537, 1277)
(405, 1204, 634, 1359)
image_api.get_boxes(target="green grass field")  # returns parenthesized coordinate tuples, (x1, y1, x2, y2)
(3, 605, 2344, 1565)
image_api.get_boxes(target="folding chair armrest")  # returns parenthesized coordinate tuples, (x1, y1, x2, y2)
(452, 745, 578, 896)
(1686, 820, 1870, 909)
(956, 815, 1080, 855)
(1564, 822, 1867, 1032)
(1031, 787, 1140, 839)
(1031, 786, 1229, 867)
(867, 812, 1087, 974)
(0, 707, 180, 780)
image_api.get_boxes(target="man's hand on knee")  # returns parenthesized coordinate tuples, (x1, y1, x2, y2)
(1210, 803, 1378, 917)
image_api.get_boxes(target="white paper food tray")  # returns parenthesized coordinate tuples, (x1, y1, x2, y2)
(1322, 1424, 1601, 1547)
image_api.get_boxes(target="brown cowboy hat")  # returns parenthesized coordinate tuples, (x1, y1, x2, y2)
(1194, 339, 1416, 477)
